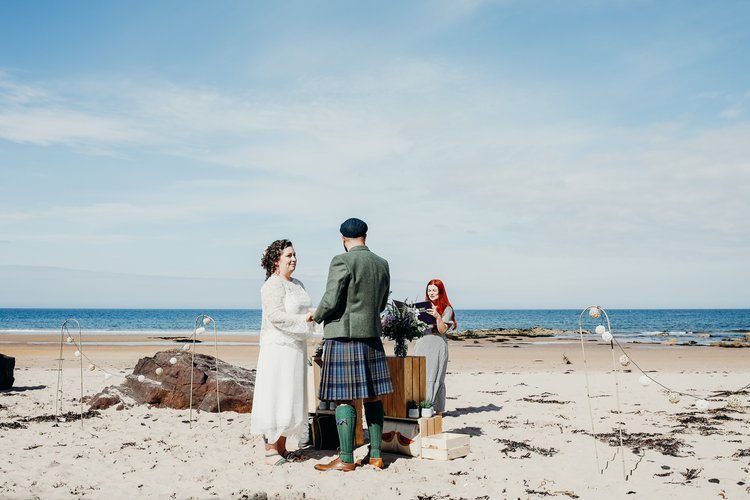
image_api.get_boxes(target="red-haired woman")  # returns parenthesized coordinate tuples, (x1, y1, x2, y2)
(414, 279, 457, 415)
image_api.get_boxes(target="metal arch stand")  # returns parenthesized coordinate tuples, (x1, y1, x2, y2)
(578, 305, 626, 480)
(56, 318, 84, 428)
(188, 314, 222, 429)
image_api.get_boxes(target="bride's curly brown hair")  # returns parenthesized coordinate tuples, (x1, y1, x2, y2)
(261, 239, 293, 280)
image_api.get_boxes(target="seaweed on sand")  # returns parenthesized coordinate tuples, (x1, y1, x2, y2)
(495, 438, 558, 457)
(711, 386, 750, 397)
(18, 410, 101, 423)
(525, 489, 579, 499)
(489, 418, 512, 429)
(680, 468, 702, 481)
(0, 421, 27, 429)
(591, 431, 690, 457)
(671, 410, 739, 436)
(521, 397, 572, 405)
(520, 392, 572, 405)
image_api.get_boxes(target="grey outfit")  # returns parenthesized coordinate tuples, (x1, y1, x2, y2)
(413, 306, 454, 413)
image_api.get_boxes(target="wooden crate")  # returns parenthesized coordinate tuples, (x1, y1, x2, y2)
(381, 356, 426, 418)
(421, 432, 470, 461)
(418, 415, 442, 438)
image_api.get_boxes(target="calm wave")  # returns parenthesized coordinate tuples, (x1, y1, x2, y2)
(0, 308, 748, 345)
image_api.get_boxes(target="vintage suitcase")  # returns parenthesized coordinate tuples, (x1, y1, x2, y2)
(380, 416, 442, 457)
(310, 413, 339, 450)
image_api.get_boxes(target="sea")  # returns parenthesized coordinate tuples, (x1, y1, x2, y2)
(0, 308, 748, 346)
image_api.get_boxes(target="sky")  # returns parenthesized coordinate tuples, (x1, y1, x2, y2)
(1, 0, 749, 309)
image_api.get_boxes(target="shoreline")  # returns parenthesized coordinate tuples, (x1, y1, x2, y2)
(2, 333, 750, 372)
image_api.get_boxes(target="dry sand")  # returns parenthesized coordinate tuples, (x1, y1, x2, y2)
(1, 334, 749, 499)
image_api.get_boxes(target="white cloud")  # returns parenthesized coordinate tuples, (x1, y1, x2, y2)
(1, 66, 749, 306)
(720, 107, 742, 119)
(0, 108, 145, 146)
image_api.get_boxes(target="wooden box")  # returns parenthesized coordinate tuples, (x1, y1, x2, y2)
(421, 432, 470, 461)
(418, 415, 442, 438)
(380, 356, 426, 418)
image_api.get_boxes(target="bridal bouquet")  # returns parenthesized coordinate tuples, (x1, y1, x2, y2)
(381, 299, 429, 357)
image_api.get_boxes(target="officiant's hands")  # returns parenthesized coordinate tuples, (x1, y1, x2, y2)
(427, 306, 447, 334)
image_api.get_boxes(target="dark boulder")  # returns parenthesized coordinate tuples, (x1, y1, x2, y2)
(0, 354, 15, 390)
(89, 350, 255, 412)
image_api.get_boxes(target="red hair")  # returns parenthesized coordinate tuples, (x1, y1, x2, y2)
(425, 279, 457, 331)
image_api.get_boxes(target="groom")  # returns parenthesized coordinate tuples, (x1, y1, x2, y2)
(310, 218, 393, 471)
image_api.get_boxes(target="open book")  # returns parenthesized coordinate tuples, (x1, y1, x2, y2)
(393, 300, 436, 326)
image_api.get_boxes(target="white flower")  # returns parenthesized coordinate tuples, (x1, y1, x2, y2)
(595, 325, 606, 335)
(181, 343, 191, 351)
(589, 307, 601, 319)
(619, 354, 630, 366)
(408, 308, 419, 321)
(155, 367, 163, 375)
(726, 395, 742, 409)
(203, 317, 211, 326)
(74, 350, 81, 358)
(137, 375, 145, 383)
(639, 375, 651, 387)
(668, 393, 680, 404)
(602, 331, 613, 342)
(196, 327, 206, 335)
(66, 336, 73, 344)
(169, 357, 177, 365)
(88, 364, 96, 372)
(695, 399, 709, 411)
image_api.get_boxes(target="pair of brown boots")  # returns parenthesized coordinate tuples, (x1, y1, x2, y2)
(314, 454, 383, 472)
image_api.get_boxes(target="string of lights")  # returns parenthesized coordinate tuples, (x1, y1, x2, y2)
(54, 315, 221, 429)
(578, 305, 748, 481)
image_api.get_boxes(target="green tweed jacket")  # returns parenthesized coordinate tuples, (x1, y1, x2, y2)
(313, 245, 390, 340)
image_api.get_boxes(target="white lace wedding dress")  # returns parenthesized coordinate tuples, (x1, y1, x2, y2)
(250, 275, 317, 443)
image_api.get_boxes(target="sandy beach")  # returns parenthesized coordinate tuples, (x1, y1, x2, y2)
(1, 334, 748, 499)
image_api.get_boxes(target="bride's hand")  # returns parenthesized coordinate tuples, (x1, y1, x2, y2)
(306, 308, 316, 322)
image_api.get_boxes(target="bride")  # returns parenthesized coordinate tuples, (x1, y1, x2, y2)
(250, 239, 317, 465)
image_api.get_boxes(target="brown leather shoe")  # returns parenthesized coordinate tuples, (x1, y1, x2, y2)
(314, 457, 356, 472)
(355, 455, 384, 469)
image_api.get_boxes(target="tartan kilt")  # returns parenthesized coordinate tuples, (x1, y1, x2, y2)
(318, 337, 393, 401)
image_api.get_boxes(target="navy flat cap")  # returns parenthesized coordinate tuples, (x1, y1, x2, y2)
(340, 218, 368, 238)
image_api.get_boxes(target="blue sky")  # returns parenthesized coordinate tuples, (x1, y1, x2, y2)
(1, 1, 749, 308)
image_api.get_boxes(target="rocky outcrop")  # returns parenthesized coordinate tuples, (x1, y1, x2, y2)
(446, 327, 576, 341)
(0, 354, 14, 390)
(88, 385, 136, 410)
(88, 350, 255, 412)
